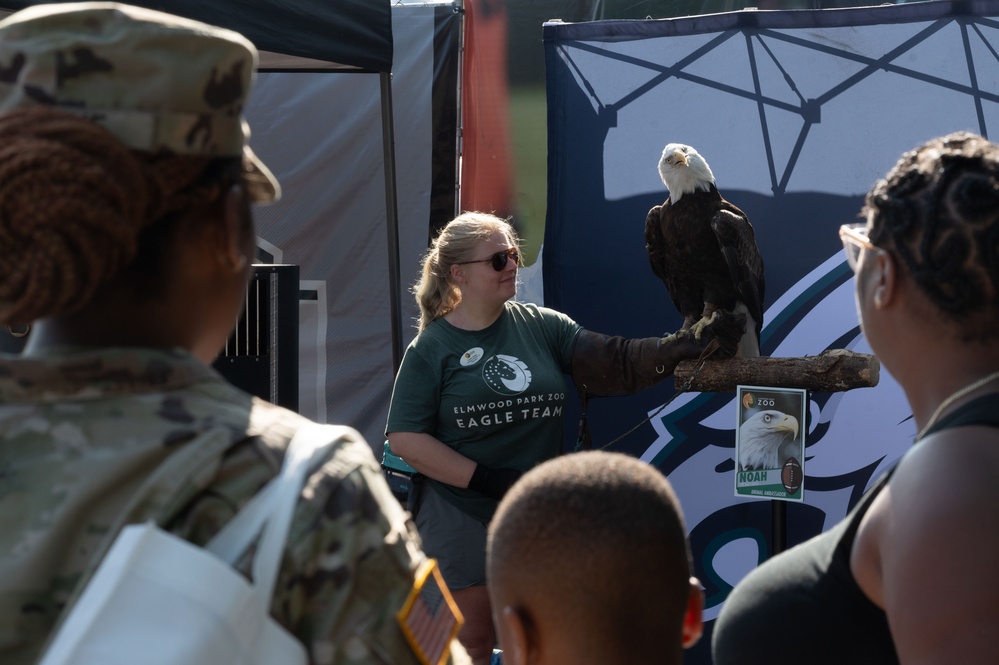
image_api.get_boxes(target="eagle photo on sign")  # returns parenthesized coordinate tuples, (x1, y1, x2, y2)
(735, 387, 807, 502)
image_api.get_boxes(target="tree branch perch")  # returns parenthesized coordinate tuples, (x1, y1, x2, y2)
(674, 349, 880, 393)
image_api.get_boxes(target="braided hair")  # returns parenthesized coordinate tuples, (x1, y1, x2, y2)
(0, 106, 239, 326)
(864, 131, 999, 342)
(412, 212, 520, 331)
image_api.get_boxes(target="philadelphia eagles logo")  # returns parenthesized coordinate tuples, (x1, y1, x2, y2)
(482, 354, 532, 395)
(640, 253, 912, 621)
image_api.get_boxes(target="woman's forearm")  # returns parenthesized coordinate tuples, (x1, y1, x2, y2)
(387, 431, 477, 488)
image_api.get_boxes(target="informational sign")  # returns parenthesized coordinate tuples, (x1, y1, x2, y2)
(734, 386, 807, 502)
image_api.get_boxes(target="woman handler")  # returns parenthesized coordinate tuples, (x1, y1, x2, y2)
(387, 212, 742, 663)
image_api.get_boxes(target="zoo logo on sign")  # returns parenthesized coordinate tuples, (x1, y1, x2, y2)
(482, 354, 532, 395)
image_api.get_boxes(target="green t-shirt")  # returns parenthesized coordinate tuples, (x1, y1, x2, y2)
(386, 301, 581, 523)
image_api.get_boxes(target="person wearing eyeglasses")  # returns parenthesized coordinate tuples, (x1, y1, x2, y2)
(386, 211, 744, 664)
(712, 131, 999, 665)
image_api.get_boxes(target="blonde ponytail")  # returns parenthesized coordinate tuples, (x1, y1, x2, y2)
(412, 212, 520, 331)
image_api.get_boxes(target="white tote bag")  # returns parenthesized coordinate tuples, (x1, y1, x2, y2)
(39, 424, 361, 665)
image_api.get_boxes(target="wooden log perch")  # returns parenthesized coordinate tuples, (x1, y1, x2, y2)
(674, 349, 880, 393)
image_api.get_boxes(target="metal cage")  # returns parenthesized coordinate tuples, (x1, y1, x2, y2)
(213, 264, 300, 412)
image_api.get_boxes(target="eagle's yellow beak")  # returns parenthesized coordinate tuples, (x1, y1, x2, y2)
(673, 150, 688, 166)
(772, 414, 799, 438)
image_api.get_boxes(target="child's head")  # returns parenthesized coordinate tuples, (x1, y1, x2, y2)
(487, 450, 702, 665)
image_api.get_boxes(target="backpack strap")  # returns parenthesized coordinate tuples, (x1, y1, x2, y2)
(47, 426, 254, 642)
(205, 424, 360, 575)
(249, 424, 361, 603)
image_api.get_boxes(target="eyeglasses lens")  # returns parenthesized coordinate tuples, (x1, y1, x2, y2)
(839, 225, 872, 273)
(843, 244, 859, 271)
(490, 248, 519, 271)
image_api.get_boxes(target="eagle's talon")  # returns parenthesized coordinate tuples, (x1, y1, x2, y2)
(690, 311, 720, 340)
(660, 329, 688, 345)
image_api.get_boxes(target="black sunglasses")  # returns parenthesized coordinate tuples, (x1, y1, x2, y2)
(457, 247, 520, 272)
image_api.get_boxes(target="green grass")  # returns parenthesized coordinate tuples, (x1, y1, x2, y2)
(508, 84, 549, 265)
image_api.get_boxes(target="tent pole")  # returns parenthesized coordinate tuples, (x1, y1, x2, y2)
(381, 71, 404, 374)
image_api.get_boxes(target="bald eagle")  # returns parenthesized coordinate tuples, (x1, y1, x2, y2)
(738, 410, 800, 471)
(645, 143, 765, 357)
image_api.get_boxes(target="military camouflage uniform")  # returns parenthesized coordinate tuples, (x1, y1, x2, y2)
(0, 347, 469, 665)
(0, 7, 468, 663)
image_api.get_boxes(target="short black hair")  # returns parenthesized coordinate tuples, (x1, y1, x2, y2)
(487, 451, 693, 662)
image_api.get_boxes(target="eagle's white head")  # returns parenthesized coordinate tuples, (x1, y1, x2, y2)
(738, 410, 800, 471)
(657, 143, 715, 204)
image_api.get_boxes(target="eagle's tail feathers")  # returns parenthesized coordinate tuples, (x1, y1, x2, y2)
(733, 303, 761, 358)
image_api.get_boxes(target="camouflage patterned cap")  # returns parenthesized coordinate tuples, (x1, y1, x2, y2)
(0, 2, 280, 202)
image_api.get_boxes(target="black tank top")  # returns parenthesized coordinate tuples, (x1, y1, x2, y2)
(711, 393, 999, 665)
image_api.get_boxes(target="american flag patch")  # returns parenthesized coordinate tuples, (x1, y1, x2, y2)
(397, 559, 464, 665)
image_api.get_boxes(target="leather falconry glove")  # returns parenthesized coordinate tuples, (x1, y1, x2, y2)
(571, 310, 745, 398)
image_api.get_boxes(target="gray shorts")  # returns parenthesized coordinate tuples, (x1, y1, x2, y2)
(414, 486, 487, 590)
